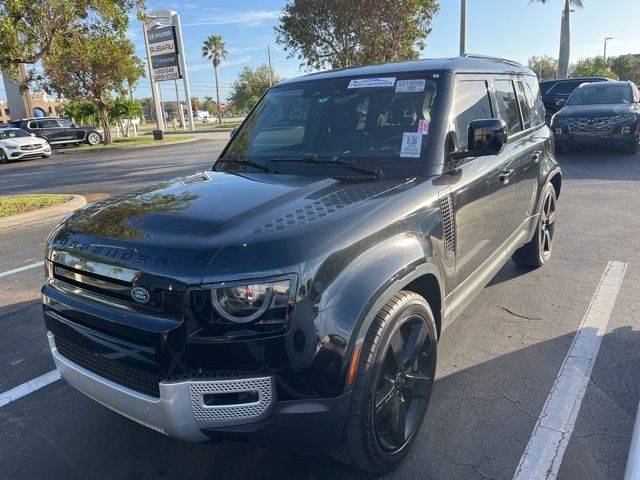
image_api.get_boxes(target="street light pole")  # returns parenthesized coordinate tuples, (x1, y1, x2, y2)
(604, 37, 613, 60)
(459, 0, 467, 56)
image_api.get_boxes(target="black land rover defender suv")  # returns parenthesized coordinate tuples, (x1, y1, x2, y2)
(43, 55, 561, 473)
(552, 80, 640, 154)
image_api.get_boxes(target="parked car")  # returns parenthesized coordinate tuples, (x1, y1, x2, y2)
(551, 80, 640, 154)
(7, 117, 103, 147)
(193, 111, 218, 123)
(43, 55, 561, 473)
(0, 128, 51, 164)
(540, 77, 611, 122)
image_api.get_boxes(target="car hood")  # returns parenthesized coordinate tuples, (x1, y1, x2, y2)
(46, 171, 412, 284)
(556, 104, 635, 118)
(0, 137, 45, 147)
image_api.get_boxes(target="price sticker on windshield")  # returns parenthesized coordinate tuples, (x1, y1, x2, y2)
(400, 132, 423, 158)
(396, 79, 426, 93)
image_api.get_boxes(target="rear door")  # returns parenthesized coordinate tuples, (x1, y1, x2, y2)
(508, 77, 548, 234)
(448, 76, 514, 286)
(33, 119, 61, 143)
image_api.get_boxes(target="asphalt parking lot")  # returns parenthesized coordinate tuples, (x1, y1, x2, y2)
(1, 139, 639, 479)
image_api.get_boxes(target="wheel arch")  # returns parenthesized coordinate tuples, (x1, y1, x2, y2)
(549, 170, 562, 200)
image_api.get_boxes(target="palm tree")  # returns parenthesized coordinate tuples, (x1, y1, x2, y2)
(530, 0, 584, 79)
(202, 34, 228, 124)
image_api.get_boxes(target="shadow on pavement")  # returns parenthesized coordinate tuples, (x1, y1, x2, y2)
(2, 324, 638, 480)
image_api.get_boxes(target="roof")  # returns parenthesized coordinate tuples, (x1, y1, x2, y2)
(276, 55, 534, 87)
(8, 117, 62, 122)
(540, 77, 611, 85)
(577, 80, 633, 89)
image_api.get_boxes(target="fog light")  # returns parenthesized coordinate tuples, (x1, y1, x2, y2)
(554, 128, 563, 135)
(622, 126, 632, 135)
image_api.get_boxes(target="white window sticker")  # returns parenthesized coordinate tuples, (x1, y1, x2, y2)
(396, 79, 426, 93)
(400, 132, 423, 158)
(418, 119, 429, 135)
(348, 77, 396, 89)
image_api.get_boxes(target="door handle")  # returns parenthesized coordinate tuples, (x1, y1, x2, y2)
(532, 150, 543, 163)
(499, 169, 514, 183)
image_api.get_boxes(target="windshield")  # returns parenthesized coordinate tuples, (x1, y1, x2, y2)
(567, 85, 633, 106)
(218, 74, 441, 175)
(0, 129, 30, 139)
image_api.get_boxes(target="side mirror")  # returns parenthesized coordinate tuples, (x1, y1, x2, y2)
(468, 118, 508, 156)
(229, 127, 238, 138)
(555, 99, 566, 108)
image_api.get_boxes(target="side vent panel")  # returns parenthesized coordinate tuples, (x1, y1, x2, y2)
(440, 193, 456, 257)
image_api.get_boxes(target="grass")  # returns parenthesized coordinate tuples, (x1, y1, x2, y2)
(0, 194, 73, 218)
(73, 134, 198, 151)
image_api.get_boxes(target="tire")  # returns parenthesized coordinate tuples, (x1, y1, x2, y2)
(624, 128, 639, 154)
(334, 291, 438, 473)
(0, 149, 8, 164)
(512, 183, 557, 268)
(86, 132, 101, 145)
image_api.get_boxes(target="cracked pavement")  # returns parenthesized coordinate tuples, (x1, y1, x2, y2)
(0, 143, 639, 479)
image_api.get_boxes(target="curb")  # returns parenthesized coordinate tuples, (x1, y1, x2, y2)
(55, 136, 201, 154)
(0, 195, 86, 230)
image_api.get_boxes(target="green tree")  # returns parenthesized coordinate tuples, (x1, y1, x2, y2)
(229, 64, 284, 113)
(528, 55, 558, 81)
(611, 55, 640, 83)
(60, 100, 99, 125)
(201, 34, 228, 124)
(42, 31, 145, 145)
(109, 98, 143, 137)
(0, 0, 144, 78)
(191, 96, 201, 111)
(275, 0, 439, 70)
(571, 56, 617, 79)
(201, 96, 217, 115)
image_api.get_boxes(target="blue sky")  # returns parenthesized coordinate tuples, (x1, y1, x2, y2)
(2, 0, 639, 102)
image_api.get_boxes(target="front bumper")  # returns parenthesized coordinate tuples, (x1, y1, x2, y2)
(8, 146, 51, 159)
(48, 331, 351, 453)
(554, 124, 638, 147)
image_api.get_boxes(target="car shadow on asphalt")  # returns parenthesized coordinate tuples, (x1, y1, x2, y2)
(2, 311, 638, 480)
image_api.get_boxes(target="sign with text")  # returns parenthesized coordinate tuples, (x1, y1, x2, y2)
(147, 26, 181, 82)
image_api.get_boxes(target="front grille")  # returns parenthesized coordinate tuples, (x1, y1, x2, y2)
(52, 262, 163, 311)
(568, 117, 614, 133)
(54, 335, 161, 397)
(20, 143, 42, 151)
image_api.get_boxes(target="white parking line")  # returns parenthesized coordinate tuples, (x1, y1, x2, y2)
(0, 261, 44, 278)
(0, 370, 61, 408)
(514, 260, 628, 480)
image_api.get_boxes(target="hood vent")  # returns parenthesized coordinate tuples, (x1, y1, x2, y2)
(440, 193, 456, 256)
(252, 183, 401, 235)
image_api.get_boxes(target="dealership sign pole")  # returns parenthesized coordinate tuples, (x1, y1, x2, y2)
(142, 21, 165, 132)
(144, 10, 195, 132)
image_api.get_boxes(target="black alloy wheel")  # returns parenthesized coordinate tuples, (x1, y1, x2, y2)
(538, 187, 557, 262)
(334, 291, 438, 473)
(373, 315, 436, 452)
(512, 182, 558, 267)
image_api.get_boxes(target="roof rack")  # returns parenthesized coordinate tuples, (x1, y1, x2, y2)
(461, 54, 523, 67)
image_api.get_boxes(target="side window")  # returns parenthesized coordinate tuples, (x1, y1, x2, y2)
(515, 79, 532, 130)
(38, 119, 59, 129)
(524, 76, 545, 126)
(28, 121, 39, 129)
(493, 79, 522, 134)
(58, 119, 73, 128)
(453, 79, 493, 150)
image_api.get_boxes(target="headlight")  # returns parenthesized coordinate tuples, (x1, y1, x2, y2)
(615, 114, 637, 125)
(188, 275, 297, 339)
(213, 280, 291, 323)
(5, 144, 19, 150)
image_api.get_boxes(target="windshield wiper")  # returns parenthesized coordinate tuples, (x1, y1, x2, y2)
(215, 156, 271, 173)
(271, 155, 384, 179)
